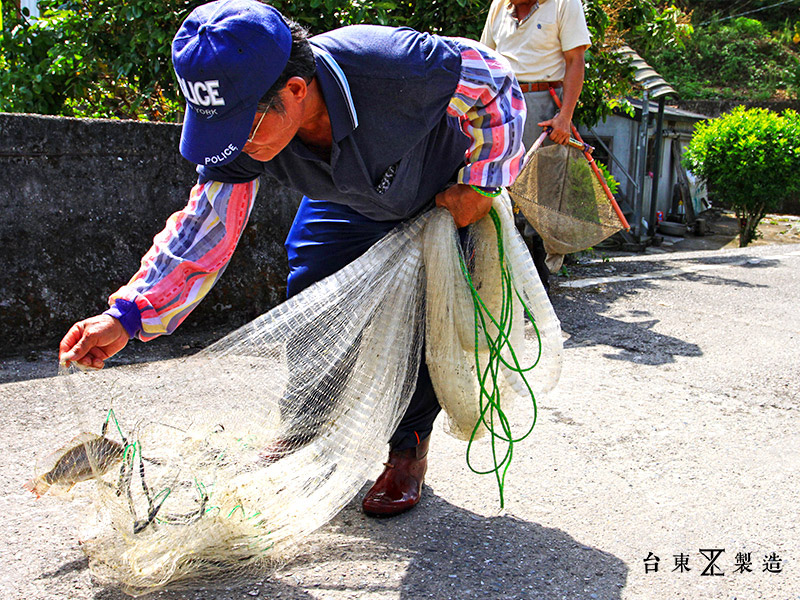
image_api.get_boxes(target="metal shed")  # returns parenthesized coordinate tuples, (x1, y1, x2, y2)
(576, 46, 710, 245)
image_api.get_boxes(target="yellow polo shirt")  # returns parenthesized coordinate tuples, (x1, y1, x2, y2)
(480, 0, 591, 83)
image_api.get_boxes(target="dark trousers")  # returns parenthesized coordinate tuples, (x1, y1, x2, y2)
(515, 213, 550, 291)
(284, 197, 440, 451)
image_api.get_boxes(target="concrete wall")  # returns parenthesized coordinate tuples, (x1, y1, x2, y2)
(0, 113, 302, 355)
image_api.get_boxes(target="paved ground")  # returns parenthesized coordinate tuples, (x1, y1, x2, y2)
(2, 222, 799, 600)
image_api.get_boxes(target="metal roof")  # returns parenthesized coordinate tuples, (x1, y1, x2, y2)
(616, 45, 677, 100)
(627, 98, 710, 121)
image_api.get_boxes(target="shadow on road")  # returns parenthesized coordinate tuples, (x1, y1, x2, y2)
(269, 489, 629, 600)
(40, 487, 627, 600)
(37, 557, 90, 580)
(551, 253, 778, 365)
(552, 286, 703, 366)
(0, 329, 226, 385)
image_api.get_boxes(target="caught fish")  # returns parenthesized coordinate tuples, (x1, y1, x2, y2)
(24, 433, 124, 498)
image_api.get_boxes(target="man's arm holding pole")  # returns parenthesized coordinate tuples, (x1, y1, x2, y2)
(538, 44, 588, 145)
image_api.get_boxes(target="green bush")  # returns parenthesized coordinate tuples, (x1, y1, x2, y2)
(684, 106, 800, 246)
(731, 16, 767, 37)
(596, 161, 620, 195)
(0, 0, 190, 119)
(1, 0, 488, 120)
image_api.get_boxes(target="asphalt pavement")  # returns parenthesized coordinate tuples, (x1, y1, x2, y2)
(2, 241, 799, 600)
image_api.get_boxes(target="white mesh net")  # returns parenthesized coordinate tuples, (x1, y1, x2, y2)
(31, 196, 562, 595)
(424, 194, 562, 441)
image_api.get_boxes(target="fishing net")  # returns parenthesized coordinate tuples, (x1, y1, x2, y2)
(424, 194, 562, 442)
(34, 195, 562, 596)
(508, 142, 623, 255)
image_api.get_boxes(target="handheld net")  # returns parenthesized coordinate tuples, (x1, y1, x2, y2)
(508, 137, 624, 255)
(34, 196, 562, 595)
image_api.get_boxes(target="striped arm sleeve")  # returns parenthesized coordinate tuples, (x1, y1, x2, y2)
(447, 39, 526, 188)
(106, 179, 258, 341)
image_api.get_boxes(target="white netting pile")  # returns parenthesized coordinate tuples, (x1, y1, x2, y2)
(424, 195, 562, 441)
(33, 195, 562, 595)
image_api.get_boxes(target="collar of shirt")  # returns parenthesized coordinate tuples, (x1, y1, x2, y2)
(505, 1, 540, 27)
(309, 43, 360, 143)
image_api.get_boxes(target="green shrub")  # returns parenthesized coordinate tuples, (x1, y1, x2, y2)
(731, 16, 767, 38)
(0, 0, 189, 119)
(596, 161, 620, 195)
(1, 0, 489, 120)
(684, 107, 800, 246)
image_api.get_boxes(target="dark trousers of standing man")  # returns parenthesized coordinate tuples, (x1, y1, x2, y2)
(516, 83, 567, 289)
(284, 196, 441, 452)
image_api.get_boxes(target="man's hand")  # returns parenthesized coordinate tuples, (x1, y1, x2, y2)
(539, 45, 588, 146)
(59, 314, 129, 370)
(435, 183, 494, 228)
(538, 111, 572, 145)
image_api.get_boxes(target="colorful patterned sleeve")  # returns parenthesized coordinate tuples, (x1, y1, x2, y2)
(104, 179, 259, 342)
(447, 39, 526, 188)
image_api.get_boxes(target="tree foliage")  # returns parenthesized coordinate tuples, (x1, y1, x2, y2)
(0, 0, 192, 119)
(675, 0, 799, 30)
(574, 0, 692, 125)
(638, 16, 800, 101)
(684, 106, 800, 246)
(1, 0, 691, 123)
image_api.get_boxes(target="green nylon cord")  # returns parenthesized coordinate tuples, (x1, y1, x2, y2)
(104, 408, 126, 441)
(457, 208, 542, 508)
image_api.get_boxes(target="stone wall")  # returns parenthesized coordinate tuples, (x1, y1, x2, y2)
(0, 113, 302, 355)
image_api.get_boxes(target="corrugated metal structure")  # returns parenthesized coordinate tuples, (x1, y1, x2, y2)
(579, 46, 709, 246)
(617, 45, 676, 100)
(618, 45, 677, 242)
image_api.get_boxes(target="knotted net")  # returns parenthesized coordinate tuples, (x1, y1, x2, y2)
(36, 195, 562, 595)
(424, 194, 562, 442)
(508, 142, 622, 255)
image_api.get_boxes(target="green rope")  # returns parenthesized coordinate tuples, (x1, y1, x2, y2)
(458, 207, 542, 508)
(104, 408, 126, 441)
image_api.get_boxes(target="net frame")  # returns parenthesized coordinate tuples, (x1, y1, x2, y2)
(508, 130, 625, 255)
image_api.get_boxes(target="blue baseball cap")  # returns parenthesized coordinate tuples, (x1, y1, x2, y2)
(172, 0, 291, 166)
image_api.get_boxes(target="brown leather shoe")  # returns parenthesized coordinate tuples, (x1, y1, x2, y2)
(362, 436, 429, 517)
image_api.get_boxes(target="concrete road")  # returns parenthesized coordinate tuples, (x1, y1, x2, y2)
(1, 242, 799, 600)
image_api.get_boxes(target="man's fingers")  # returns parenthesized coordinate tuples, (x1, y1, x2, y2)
(59, 322, 83, 353)
(59, 322, 88, 364)
(435, 185, 492, 228)
(539, 116, 571, 145)
(82, 348, 109, 370)
(58, 315, 127, 369)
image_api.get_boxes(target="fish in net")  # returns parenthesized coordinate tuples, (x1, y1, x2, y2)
(508, 130, 626, 256)
(29, 196, 562, 595)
